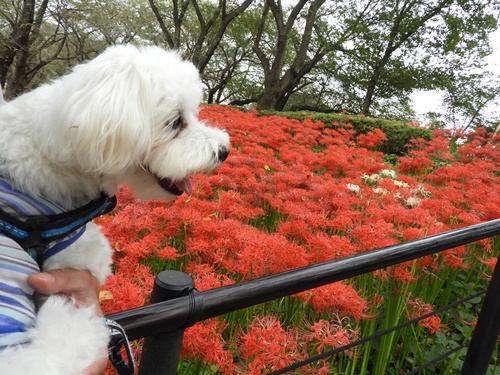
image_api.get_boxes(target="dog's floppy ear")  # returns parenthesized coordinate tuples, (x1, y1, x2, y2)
(49, 45, 153, 174)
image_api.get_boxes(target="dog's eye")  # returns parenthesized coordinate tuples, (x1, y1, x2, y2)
(171, 117, 183, 130)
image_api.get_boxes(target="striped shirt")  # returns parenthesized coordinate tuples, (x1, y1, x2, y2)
(0, 178, 86, 349)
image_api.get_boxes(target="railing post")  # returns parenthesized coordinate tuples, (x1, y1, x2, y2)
(461, 254, 500, 375)
(138, 270, 195, 375)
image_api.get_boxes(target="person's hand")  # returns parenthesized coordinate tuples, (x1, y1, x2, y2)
(28, 269, 108, 375)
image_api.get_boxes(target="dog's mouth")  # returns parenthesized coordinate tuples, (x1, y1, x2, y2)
(157, 177, 193, 196)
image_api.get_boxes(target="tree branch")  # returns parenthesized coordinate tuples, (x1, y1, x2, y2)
(252, 1, 271, 76)
(148, 0, 175, 48)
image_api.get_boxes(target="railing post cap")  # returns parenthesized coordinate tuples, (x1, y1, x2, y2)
(156, 270, 194, 288)
(151, 270, 195, 303)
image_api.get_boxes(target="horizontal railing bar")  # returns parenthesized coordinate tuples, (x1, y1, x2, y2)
(108, 219, 500, 341)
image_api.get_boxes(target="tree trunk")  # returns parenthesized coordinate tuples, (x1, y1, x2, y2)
(5, 50, 30, 98)
(0, 0, 36, 96)
(256, 78, 282, 110)
(362, 70, 381, 116)
(360, 0, 451, 116)
(254, 0, 327, 111)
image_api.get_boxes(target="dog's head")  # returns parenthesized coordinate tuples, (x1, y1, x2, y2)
(44, 45, 229, 200)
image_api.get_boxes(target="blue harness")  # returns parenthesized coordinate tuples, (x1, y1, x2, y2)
(0, 178, 116, 349)
(0, 179, 116, 267)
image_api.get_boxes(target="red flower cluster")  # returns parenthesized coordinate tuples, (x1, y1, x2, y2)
(407, 298, 444, 334)
(96, 105, 500, 373)
(304, 315, 360, 356)
(181, 319, 235, 373)
(240, 316, 302, 373)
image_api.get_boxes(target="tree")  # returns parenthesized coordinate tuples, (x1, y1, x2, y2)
(252, 0, 326, 110)
(361, 0, 454, 115)
(332, 0, 499, 117)
(251, 0, 382, 111)
(148, 0, 254, 73)
(2, 0, 498, 125)
(442, 71, 500, 130)
(0, 0, 49, 98)
(202, 16, 257, 104)
(0, 0, 145, 99)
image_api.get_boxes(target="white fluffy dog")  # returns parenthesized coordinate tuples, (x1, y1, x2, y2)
(0, 44, 229, 374)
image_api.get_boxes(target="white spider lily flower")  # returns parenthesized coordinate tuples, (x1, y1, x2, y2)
(346, 183, 361, 193)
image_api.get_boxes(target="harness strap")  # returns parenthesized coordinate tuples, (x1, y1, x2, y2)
(0, 194, 117, 266)
(106, 318, 136, 375)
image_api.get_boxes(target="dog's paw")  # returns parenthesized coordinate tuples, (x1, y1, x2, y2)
(0, 295, 109, 375)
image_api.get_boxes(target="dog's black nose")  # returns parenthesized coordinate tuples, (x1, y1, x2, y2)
(218, 146, 230, 162)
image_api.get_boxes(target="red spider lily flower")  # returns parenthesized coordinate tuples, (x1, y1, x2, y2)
(389, 264, 417, 284)
(216, 190, 265, 221)
(357, 128, 388, 149)
(407, 298, 444, 334)
(100, 271, 152, 315)
(397, 152, 434, 173)
(297, 282, 368, 321)
(350, 220, 400, 251)
(480, 257, 497, 273)
(303, 316, 360, 355)
(181, 319, 236, 373)
(239, 316, 302, 373)
(185, 263, 235, 291)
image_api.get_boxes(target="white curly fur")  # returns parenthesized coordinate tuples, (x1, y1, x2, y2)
(0, 44, 229, 374)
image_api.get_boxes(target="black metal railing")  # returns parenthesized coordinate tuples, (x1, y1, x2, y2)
(107, 219, 500, 375)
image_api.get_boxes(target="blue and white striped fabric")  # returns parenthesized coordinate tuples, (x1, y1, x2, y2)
(0, 178, 87, 349)
(0, 236, 38, 347)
